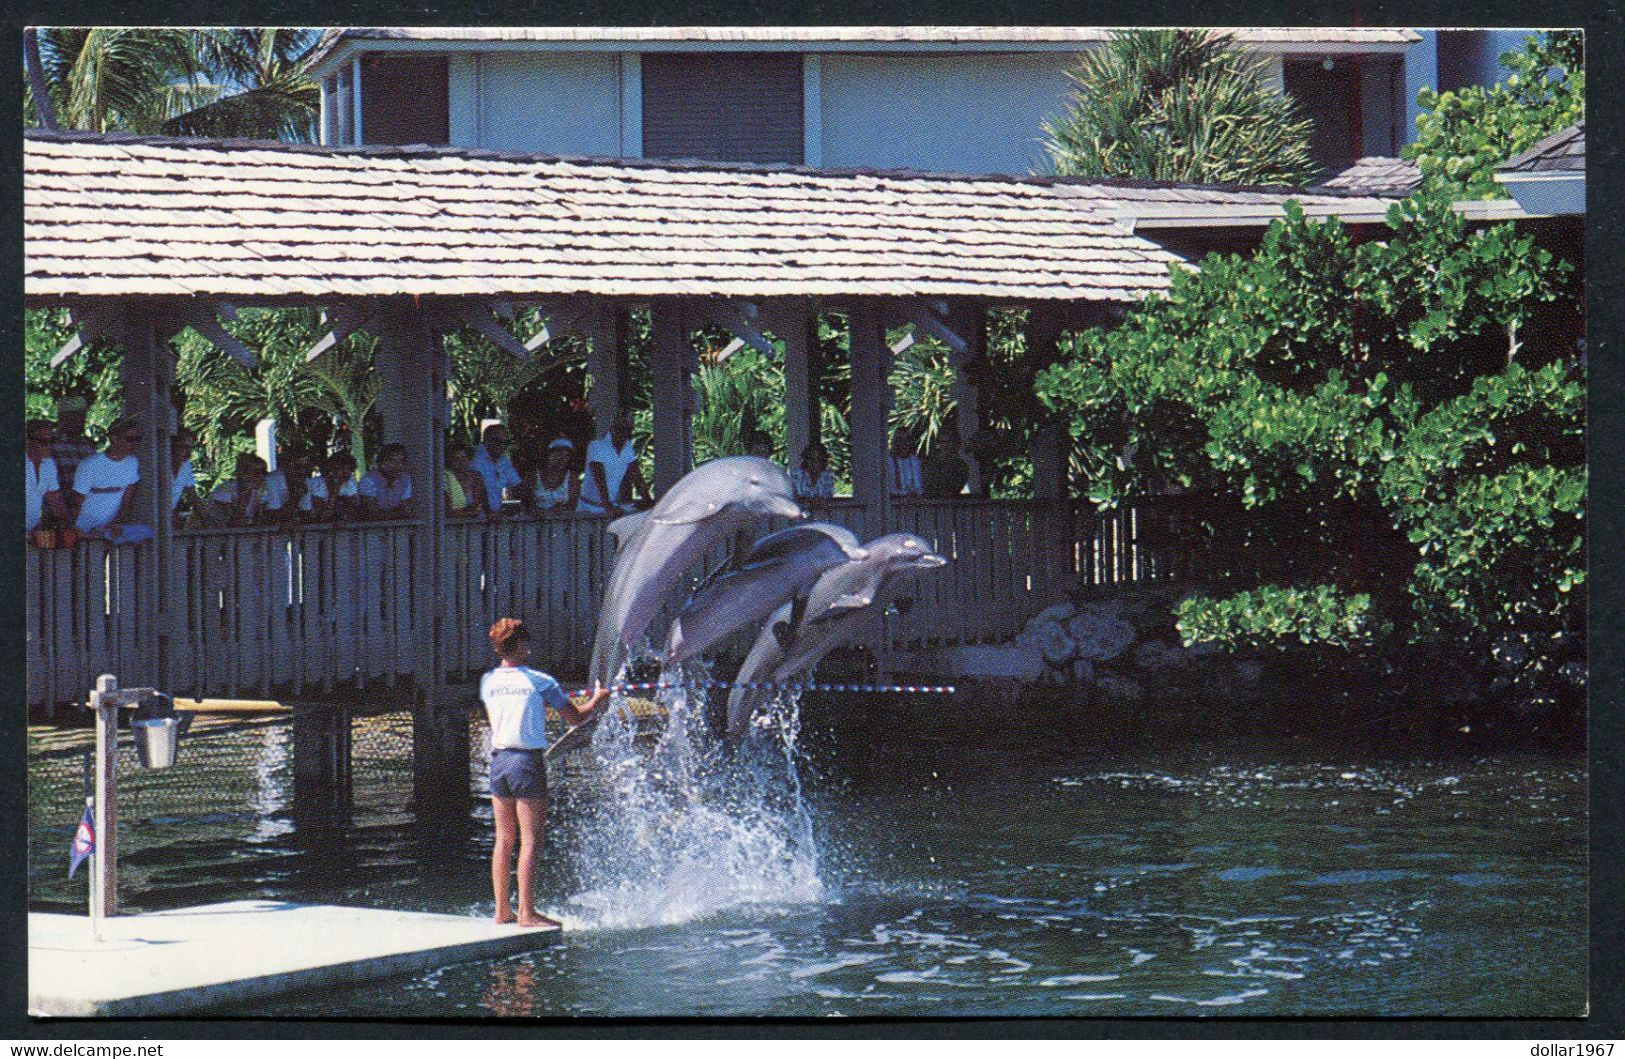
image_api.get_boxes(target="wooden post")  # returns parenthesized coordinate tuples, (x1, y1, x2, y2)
(946, 301, 988, 496)
(1026, 306, 1069, 501)
(846, 300, 893, 531)
(91, 674, 119, 923)
(773, 299, 817, 469)
(649, 298, 694, 496)
(292, 701, 352, 820)
(584, 299, 625, 437)
(119, 303, 173, 690)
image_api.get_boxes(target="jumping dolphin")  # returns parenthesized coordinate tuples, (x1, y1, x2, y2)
(725, 533, 947, 737)
(665, 522, 868, 666)
(589, 456, 803, 687)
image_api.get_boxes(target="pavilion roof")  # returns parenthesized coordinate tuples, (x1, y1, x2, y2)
(1498, 122, 1585, 176)
(25, 131, 1397, 303)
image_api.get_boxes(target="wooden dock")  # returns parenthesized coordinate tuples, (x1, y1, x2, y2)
(29, 900, 559, 1017)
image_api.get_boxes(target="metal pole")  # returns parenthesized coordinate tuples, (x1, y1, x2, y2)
(90, 673, 120, 934)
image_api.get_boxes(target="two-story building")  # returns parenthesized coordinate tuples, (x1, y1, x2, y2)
(306, 27, 1533, 177)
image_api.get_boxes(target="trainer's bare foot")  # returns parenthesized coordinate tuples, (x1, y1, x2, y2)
(495, 910, 517, 925)
(517, 911, 562, 929)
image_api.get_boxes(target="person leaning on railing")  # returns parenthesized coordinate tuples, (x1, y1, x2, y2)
(170, 429, 199, 530)
(203, 454, 270, 528)
(73, 415, 153, 544)
(25, 418, 69, 546)
(358, 443, 416, 520)
(445, 440, 488, 519)
(529, 438, 580, 515)
(314, 452, 360, 523)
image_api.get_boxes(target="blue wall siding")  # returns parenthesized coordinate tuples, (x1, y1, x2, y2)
(448, 52, 625, 156)
(818, 53, 1076, 175)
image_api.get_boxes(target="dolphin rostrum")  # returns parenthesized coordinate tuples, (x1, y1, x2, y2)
(725, 532, 946, 738)
(589, 456, 803, 687)
(665, 522, 868, 666)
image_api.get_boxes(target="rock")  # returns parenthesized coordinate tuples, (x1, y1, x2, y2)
(1132, 639, 1196, 673)
(1067, 610, 1137, 661)
(929, 643, 1047, 683)
(1070, 658, 1096, 685)
(1030, 602, 1077, 627)
(1037, 623, 1077, 666)
(1096, 676, 1144, 704)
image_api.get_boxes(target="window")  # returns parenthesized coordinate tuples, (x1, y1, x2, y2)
(1283, 59, 1362, 174)
(642, 53, 804, 164)
(360, 55, 450, 146)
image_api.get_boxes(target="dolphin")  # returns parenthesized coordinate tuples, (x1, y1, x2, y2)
(589, 456, 803, 687)
(725, 532, 947, 738)
(665, 522, 868, 666)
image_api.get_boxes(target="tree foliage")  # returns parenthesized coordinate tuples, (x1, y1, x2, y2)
(1404, 31, 1584, 199)
(1043, 29, 1318, 187)
(1035, 194, 1581, 670)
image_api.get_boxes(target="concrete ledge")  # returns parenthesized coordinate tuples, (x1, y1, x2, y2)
(30, 900, 558, 1017)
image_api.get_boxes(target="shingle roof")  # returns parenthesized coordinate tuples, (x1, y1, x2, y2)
(310, 26, 1420, 70)
(27, 131, 1213, 302)
(1313, 157, 1421, 196)
(1498, 122, 1585, 175)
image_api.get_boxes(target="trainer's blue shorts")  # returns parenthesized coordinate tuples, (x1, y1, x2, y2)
(489, 747, 549, 799)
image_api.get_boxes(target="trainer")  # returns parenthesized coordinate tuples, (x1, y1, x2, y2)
(481, 617, 607, 928)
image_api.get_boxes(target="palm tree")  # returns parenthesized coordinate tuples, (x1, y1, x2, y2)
(1043, 29, 1319, 187)
(26, 27, 323, 141)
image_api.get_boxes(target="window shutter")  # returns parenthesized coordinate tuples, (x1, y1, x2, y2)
(642, 53, 804, 164)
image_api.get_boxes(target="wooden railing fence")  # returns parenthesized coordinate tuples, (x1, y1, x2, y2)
(25, 497, 1202, 708)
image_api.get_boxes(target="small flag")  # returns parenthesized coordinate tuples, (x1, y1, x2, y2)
(68, 805, 95, 879)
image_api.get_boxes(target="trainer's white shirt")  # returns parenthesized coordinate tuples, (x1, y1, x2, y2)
(73, 452, 140, 532)
(481, 664, 570, 750)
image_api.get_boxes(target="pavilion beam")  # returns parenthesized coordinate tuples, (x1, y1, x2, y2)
(702, 298, 776, 359)
(425, 298, 532, 361)
(946, 300, 989, 496)
(1026, 305, 1069, 500)
(51, 305, 132, 369)
(764, 299, 817, 471)
(584, 299, 627, 435)
(119, 301, 175, 692)
(847, 299, 893, 535)
(305, 305, 376, 362)
(173, 305, 257, 371)
(372, 299, 464, 813)
(649, 298, 695, 496)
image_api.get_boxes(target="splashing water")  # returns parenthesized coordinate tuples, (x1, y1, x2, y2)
(558, 667, 825, 931)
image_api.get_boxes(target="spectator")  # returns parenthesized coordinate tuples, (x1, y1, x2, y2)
(470, 423, 522, 515)
(73, 415, 149, 542)
(205, 454, 270, 528)
(531, 438, 580, 514)
(53, 395, 97, 525)
(793, 441, 835, 503)
(921, 426, 970, 499)
(745, 431, 774, 462)
(445, 441, 486, 518)
(266, 451, 320, 524)
(359, 442, 415, 519)
(579, 411, 650, 514)
(312, 452, 360, 522)
(889, 428, 924, 498)
(25, 419, 67, 539)
(170, 429, 199, 525)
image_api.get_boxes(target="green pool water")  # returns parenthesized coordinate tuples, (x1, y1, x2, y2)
(27, 706, 1587, 1018)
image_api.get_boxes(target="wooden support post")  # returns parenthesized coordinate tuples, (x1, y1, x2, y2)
(584, 299, 626, 436)
(119, 303, 173, 690)
(773, 299, 817, 469)
(649, 298, 694, 496)
(847, 299, 893, 532)
(947, 301, 988, 496)
(91, 674, 119, 922)
(293, 701, 352, 820)
(1026, 307, 1069, 501)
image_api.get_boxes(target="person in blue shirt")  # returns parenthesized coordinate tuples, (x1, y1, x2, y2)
(480, 617, 607, 927)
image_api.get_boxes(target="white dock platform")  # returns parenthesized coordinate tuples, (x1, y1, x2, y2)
(29, 900, 559, 1016)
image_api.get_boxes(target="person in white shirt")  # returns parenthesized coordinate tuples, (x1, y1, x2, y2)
(481, 617, 607, 928)
(578, 411, 650, 514)
(358, 443, 415, 520)
(25, 419, 66, 536)
(315, 452, 361, 522)
(73, 416, 145, 538)
(530, 438, 580, 514)
(793, 441, 836, 503)
(170, 429, 198, 524)
(206, 454, 271, 527)
(470, 423, 522, 515)
(889, 429, 924, 498)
